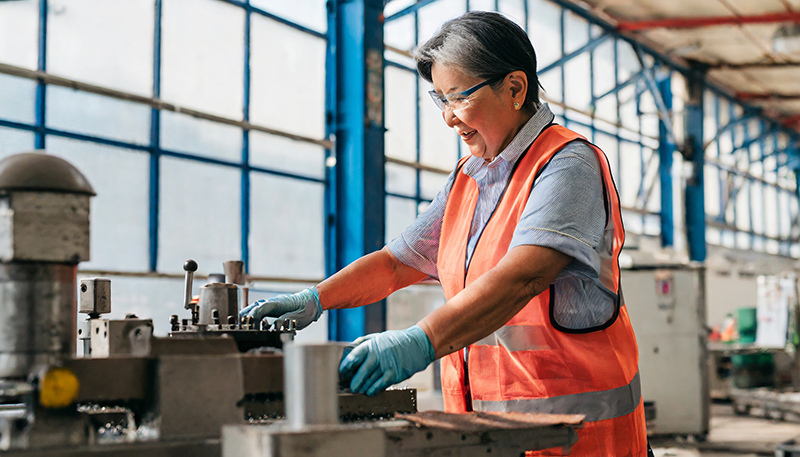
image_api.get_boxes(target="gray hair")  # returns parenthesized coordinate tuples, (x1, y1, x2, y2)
(412, 11, 540, 107)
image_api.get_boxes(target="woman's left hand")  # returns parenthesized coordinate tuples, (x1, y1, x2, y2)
(339, 325, 435, 396)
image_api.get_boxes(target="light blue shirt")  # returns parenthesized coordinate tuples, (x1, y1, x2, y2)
(387, 103, 615, 329)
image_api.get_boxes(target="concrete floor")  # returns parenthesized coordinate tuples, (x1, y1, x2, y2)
(650, 404, 800, 457)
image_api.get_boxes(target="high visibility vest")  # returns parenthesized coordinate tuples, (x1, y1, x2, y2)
(437, 125, 647, 456)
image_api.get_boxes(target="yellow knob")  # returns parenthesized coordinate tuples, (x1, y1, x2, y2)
(39, 367, 80, 409)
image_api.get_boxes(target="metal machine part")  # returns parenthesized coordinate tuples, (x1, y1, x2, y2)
(0, 153, 95, 196)
(621, 266, 709, 436)
(89, 318, 153, 358)
(221, 411, 582, 457)
(79, 278, 111, 315)
(284, 343, 344, 429)
(223, 260, 245, 286)
(0, 263, 77, 378)
(0, 152, 94, 379)
(0, 153, 94, 265)
(183, 259, 197, 310)
(0, 192, 91, 264)
(197, 283, 239, 326)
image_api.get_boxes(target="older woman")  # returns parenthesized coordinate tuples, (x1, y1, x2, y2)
(242, 11, 647, 456)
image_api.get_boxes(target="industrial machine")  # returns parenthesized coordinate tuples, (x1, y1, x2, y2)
(0, 152, 583, 456)
(621, 265, 709, 437)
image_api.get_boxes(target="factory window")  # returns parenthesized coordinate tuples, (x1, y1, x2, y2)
(0, 0, 328, 339)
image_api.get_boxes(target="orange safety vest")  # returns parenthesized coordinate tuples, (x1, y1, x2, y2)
(437, 125, 647, 456)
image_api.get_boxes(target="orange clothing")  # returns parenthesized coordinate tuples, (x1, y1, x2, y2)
(436, 125, 647, 456)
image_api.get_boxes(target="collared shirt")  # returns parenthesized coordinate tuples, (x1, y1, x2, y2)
(387, 104, 610, 309)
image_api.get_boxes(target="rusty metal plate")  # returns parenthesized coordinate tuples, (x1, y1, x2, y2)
(394, 410, 584, 432)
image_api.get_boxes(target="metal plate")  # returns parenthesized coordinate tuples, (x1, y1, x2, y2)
(241, 388, 418, 422)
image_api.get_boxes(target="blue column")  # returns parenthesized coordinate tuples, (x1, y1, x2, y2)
(242, 4, 252, 272)
(149, 0, 163, 272)
(684, 66, 706, 262)
(326, 0, 386, 341)
(34, 0, 47, 149)
(658, 74, 674, 247)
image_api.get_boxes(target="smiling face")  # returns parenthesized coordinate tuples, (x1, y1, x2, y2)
(430, 63, 532, 161)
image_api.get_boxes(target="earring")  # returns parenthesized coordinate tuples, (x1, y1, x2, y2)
(514, 102, 520, 110)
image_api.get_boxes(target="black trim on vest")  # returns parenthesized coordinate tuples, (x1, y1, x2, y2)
(549, 283, 622, 334)
(545, 135, 626, 334)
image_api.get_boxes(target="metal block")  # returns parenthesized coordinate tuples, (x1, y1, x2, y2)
(64, 357, 153, 402)
(157, 354, 245, 440)
(383, 423, 577, 457)
(0, 192, 90, 264)
(0, 439, 221, 456)
(241, 353, 283, 394)
(89, 319, 153, 358)
(284, 343, 342, 428)
(150, 335, 239, 355)
(0, 263, 77, 377)
(79, 278, 111, 314)
(242, 388, 417, 422)
(222, 424, 385, 457)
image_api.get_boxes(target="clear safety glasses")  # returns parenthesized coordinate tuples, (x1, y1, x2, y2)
(428, 74, 506, 111)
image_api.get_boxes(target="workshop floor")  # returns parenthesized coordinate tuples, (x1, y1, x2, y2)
(650, 403, 800, 457)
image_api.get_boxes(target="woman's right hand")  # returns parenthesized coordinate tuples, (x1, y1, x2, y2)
(239, 287, 322, 330)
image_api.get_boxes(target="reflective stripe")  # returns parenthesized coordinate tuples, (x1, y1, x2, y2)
(472, 325, 552, 352)
(472, 371, 641, 422)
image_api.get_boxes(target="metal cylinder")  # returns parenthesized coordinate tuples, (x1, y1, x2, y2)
(284, 343, 347, 429)
(197, 283, 238, 325)
(0, 263, 77, 378)
(222, 260, 245, 286)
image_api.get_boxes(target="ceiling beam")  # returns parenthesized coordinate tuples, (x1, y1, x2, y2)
(736, 92, 800, 100)
(617, 11, 800, 31)
(711, 61, 800, 70)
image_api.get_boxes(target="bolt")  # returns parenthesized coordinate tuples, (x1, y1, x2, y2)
(212, 309, 220, 325)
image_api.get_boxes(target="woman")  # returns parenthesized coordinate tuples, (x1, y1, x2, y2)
(242, 11, 647, 456)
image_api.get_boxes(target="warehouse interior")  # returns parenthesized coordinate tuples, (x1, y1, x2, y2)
(2, 0, 800, 455)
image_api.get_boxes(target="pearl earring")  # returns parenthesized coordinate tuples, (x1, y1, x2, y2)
(514, 102, 520, 110)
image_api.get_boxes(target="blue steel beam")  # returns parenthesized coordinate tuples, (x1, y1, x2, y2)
(327, 0, 386, 341)
(591, 67, 645, 104)
(35, 0, 47, 149)
(684, 66, 706, 262)
(218, 0, 326, 39)
(385, 0, 438, 22)
(242, 3, 252, 273)
(538, 32, 610, 76)
(658, 74, 674, 247)
(704, 113, 758, 151)
(149, 0, 162, 272)
(634, 51, 676, 145)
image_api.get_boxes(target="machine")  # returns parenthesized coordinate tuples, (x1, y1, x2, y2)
(0, 152, 583, 456)
(621, 265, 710, 437)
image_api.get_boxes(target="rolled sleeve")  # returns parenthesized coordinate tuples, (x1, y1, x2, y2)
(509, 141, 606, 277)
(386, 168, 457, 280)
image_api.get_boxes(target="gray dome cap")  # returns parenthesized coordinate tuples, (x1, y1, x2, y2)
(0, 152, 95, 196)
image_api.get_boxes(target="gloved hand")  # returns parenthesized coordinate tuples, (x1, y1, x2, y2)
(339, 325, 435, 396)
(239, 287, 322, 330)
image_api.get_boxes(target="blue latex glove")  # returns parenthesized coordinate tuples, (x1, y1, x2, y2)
(339, 325, 435, 396)
(239, 287, 322, 330)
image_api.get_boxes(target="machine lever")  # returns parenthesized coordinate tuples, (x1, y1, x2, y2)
(183, 259, 198, 310)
